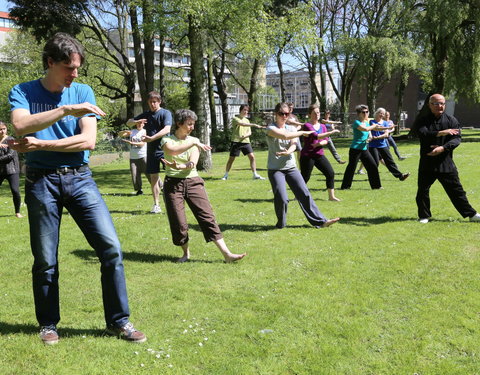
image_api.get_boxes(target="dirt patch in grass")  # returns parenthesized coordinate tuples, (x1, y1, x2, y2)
(89, 152, 129, 167)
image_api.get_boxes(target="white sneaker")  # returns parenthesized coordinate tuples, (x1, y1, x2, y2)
(470, 213, 480, 222)
(419, 218, 429, 224)
(253, 175, 265, 180)
(221, 175, 228, 180)
(150, 204, 161, 214)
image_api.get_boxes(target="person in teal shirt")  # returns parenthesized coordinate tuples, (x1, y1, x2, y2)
(341, 104, 391, 189)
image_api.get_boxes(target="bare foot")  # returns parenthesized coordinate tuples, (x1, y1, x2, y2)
(177, 255, 190, 263)
(15, 213, 23, 218)
(329, 197, 341, 202)
(321, 217, 340, 228)
(224, 252, 247, 263)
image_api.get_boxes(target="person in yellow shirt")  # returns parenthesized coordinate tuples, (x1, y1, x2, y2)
(221, 105, 265, 180)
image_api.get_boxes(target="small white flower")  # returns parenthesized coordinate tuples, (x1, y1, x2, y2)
(166, 354, 170, 358)
(156, 354, 161, 358)
(198, 342, 203, 347)
(140, 363, 145, 367)
(134, 351, 139, 355)
(168, 364, 173, 368)
(183, 329, 188, 334)
(204, 337, 208, 341)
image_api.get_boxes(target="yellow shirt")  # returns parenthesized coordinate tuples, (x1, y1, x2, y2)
(160, 135, 199, 179)
(231, 115, 251, 143)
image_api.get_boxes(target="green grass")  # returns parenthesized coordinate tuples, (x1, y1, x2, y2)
(1, 137, 479, 374)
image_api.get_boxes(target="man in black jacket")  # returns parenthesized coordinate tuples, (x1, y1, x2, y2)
(415, 93, 480, 223)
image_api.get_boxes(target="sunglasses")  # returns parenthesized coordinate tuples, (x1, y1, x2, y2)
(361, 110, 369, 114)
(277, 112, 289, 117)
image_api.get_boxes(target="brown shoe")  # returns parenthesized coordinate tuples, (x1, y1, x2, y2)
(105, 322, 146, 343)
(39, 325, 59, 345)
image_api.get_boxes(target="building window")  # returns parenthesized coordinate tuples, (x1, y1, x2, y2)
(128, 48, 135, 58)
(299, 93, 309, 108)
(155, 51, 160, 61)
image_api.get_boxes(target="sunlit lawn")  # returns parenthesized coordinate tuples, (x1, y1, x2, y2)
(0, 136, 479, 374)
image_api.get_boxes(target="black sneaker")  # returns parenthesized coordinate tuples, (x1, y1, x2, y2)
(136, 189, 143, 195)
(105, 322, 146, 343)
(39, 325, 59, 345)
(399, 173, 410, 181)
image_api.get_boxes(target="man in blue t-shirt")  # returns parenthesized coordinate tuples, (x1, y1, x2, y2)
(8, 32, 146, 345)
(127, 91, 172, 214)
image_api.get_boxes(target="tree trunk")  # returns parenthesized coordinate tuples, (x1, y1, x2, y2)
(142, 0, 155, 94)
(206, 53, 218, 139)
(187, 16, 211, 171)
(276, 48, 286, 102)
(159, 35, 166, 100)
(248, 58, 260, 112)
(129, 4, 147, 111)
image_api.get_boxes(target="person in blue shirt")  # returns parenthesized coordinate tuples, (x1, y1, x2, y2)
(127, 91, 172, 214)
(368, 107, 409, 182)
(8, 32, 145, 345)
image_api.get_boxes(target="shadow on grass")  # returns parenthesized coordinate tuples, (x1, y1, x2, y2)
(235, 198, 273, 203)
(212, 223, 312, 232)
(339, 215, 415, 226)
(0, 321, 104, 337)
(71, 249, 216, 264)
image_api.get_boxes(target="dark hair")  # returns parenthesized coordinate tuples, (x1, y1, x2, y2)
(308, 104, 319, 115)
(355, 104, 369, 114)
(274, 102, 289, 114)
(42, 32, 85, 70)
(239, 104, 249, 112)
(147, 91, 162, 101)
(175, 109, 197, 125)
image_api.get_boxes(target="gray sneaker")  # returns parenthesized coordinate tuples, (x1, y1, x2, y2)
(105, 322, 147, 343)
(40, 325, 59, 345)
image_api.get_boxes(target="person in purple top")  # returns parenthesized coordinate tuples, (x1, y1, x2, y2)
(300, 104, 341, 201)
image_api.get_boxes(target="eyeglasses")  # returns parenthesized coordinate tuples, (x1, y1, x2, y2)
(277, 112, 289, 117)
(430, 102, 446, 107)
(361, 110, 369, 114)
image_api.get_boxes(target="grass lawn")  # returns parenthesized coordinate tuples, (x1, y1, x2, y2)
(0, 136, 479, 374)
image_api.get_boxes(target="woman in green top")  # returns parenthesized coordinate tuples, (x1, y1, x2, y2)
(161, 109, 246, 263)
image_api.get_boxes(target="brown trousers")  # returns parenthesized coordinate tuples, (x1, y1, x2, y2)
(163, 176, 223, 246)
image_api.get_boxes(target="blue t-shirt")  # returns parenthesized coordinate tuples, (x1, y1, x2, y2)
(350, 119, 370, 150)
(9, 80, 96, 168)
(369, 119, 389, 148)
(135, 108, 172, 154)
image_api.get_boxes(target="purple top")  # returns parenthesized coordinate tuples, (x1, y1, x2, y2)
(300, 122, 329, 158)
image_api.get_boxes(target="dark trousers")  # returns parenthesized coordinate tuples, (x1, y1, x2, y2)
(369, 147, 403, 179)
(416, 169, 476, 219)
(268, 168, 327, 228)
(299, 155, 335, 189)
(388, 136, 401, 158)
(0, 173, 21, 213)
(163, 176, 223, 245)
(341, 148, 381, 189)
(129, 157, 147, 191)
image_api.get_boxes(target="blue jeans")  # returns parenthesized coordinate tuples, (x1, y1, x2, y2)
(25, 166, 130, 328)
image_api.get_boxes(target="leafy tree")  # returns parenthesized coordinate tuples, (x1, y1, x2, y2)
(413, 0, 480, 100)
